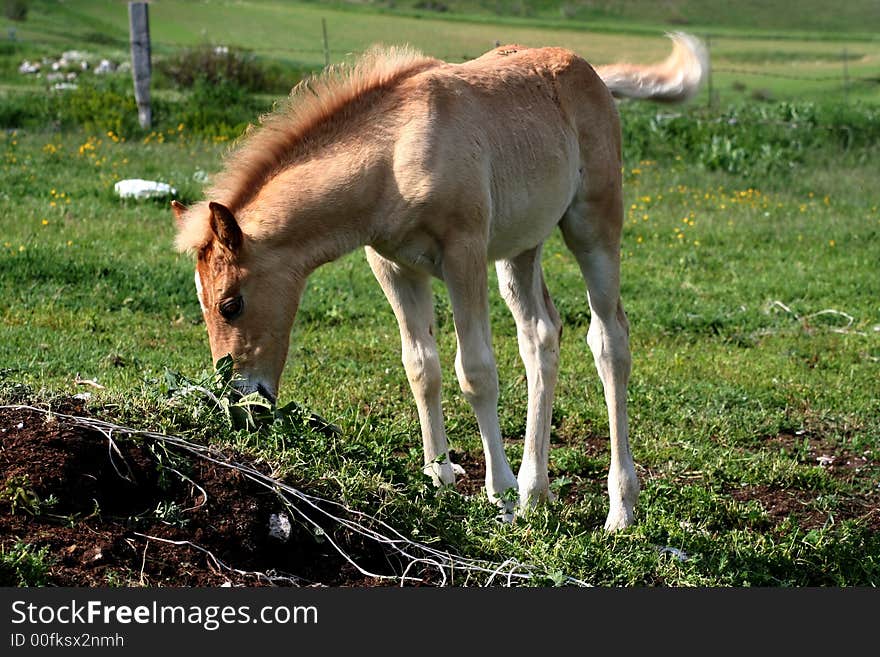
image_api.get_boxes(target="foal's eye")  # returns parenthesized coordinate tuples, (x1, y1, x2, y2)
(218, 295, 244, 320)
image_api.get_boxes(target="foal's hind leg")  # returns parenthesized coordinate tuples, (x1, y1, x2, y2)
(441, 244, 519, 518)
(496, 245, 562, 509)
(365, 247, 456, 486)
(560, 198, 639, 531)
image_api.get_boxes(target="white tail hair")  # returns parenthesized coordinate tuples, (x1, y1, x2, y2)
(596, 32, 709, 102)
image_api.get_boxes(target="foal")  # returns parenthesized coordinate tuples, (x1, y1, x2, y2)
(173, 34, 708, 529)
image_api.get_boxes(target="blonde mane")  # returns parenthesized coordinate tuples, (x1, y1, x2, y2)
(176, 45, 439, 253)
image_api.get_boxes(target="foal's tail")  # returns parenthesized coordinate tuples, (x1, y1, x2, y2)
(595, 32, 709, 103)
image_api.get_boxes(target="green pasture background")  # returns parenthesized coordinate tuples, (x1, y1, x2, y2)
(0, 1, 878, 586)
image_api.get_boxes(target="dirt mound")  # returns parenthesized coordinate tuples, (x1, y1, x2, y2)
(0, 404, 394, 587)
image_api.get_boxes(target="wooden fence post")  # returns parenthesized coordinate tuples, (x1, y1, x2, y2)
(322, 18, 330, 68)
(705, 34, 714, 109)
(128, 2, 152, 129)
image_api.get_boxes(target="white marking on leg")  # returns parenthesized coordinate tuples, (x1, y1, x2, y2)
(443, 247, 518, 514)
(584, 259, 639, 531)
(561, 193, 639, 531)
(496, 246, 561, 511)
(366, 248, 455, 487)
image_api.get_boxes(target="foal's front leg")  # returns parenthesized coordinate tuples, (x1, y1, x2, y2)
(441, 245, 519, 518)
(365, 248, 456, 486)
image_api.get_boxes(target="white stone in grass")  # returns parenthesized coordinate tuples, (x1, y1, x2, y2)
(114, 179, 178, 200)
(61, 50, 91, 63)
(95, 59, 115, 75)
(268, 513, 292, 542)
(659, 546, 689, 562)
(18, 60, 40, 74)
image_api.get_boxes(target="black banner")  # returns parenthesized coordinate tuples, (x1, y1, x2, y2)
(0, 587, 875, 652)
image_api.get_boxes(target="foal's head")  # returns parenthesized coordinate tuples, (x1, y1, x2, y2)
(174, 200, 298, 404)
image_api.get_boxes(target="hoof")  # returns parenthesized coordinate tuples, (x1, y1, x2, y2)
(517, 474, 553, 510)
(423, 460, 456, 487)
(603, 506, 635, 532)
(486, 477, 518, 519)
(495, 510, 515, 524)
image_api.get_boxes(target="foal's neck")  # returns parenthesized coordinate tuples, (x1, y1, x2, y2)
(246, 153, 383, 278)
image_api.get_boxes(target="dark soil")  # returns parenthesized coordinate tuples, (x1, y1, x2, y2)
(725, 431, 880, 532)
(728, 484, 880, 532)
(449, 448, 487, 498)
(762, 431, 875, 482)
(0, 403, 401, 587)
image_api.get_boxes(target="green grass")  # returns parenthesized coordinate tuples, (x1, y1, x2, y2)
(0, 0, 878, 587)
(0, 541, 53, 586)
(2, 1, 879, 102)
(323, 0, 880, 37)
(2, 120, 878, 586)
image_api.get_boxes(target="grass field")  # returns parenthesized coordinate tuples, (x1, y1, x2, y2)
(1, 1, 879, 586)
(2, 0, 879, 103)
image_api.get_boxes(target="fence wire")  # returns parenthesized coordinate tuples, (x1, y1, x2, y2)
(713, 66, 878, 84)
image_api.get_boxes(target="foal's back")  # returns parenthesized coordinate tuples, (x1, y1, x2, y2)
(384, 46, 621, 263)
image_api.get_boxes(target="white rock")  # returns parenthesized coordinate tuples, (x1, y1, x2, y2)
(114, 179, 178, 200)
(95, 59, 115, 75)
(268, 512, 292, 542)
(659, 546, 689, 562)
(61, 50, 90, 62)
(18, 60, 40, 74)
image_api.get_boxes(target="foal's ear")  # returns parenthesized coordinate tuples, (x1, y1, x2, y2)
(208, 201, 243, 254)
(170, 200, 188, 230)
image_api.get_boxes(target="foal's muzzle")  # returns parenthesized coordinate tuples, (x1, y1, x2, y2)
(230, 381, 277, 406)
(256, 383, 277, 405)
